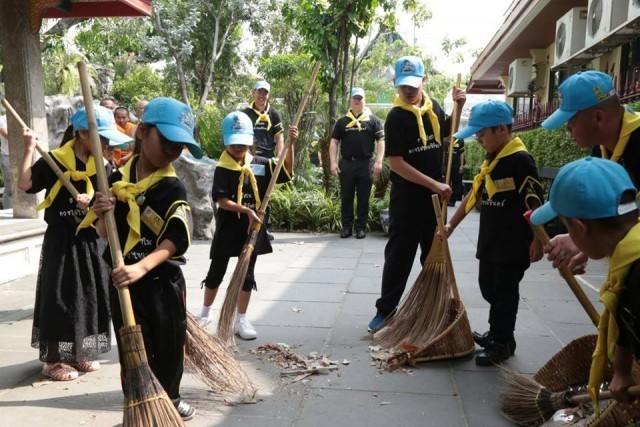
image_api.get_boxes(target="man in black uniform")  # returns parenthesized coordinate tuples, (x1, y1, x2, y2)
(444, 137, 465, 206)
(242, 80, 284, 240)
(329, 87, 385, 239)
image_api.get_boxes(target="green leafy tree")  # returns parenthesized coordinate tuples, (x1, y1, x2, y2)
(111, 65, 164, 108)
(74, 18, 152, 66)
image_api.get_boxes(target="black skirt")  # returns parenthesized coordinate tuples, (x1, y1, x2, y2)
(31, 226, 112, 363)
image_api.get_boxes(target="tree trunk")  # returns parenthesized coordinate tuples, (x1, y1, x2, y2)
(152, 10, 190, 107)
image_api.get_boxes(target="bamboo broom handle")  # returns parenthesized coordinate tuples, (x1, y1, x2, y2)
(524, 210, 600, 326)
(257, 61, 321, 219)
(569, 384, 640, 404)
(1, 98, 80, 199)
(77, 61, 136, 328)
(432, 193, 461, 302)
(442, 74, 462, 215)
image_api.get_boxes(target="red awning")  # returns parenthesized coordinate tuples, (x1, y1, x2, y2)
(30, 0, 152, 34)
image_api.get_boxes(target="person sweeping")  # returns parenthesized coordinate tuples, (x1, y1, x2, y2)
(87, 97, 203, 421)
(439, 100, 544, 365)
(197, 111, 297, 340)
(530, 157, 640, 405)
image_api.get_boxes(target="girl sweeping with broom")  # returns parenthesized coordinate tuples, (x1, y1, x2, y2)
(197, 111, 297, 339)
(440, 100, 544, 366)
(17, 106, 132, 381)
(87, 97, 204, 421)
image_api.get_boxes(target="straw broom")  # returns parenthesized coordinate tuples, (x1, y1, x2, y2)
(374, 76, 464, 350)
(77, 61, 184, 427)
(499, 367, 640, 426)
(217, 62, 321, 343)
(1, 98, 84, 202)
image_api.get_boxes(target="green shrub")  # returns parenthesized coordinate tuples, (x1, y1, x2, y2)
(198, 104, 236, 159)
(112, 65, 164, 108)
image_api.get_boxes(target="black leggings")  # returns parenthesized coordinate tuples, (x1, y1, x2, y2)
(202, 253, 258, 292)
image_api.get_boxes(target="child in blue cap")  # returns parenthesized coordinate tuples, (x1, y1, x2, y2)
(17, 105, 132, 381)
(198, 111, 297, 340)
(440, 99, 545, 365)
(530, 157, 640, 404)
(90, 97, 203, 421)
(368, 55, 466, 332)
(541, 71, 640, 276)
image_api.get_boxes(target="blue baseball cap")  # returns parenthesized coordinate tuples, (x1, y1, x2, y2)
(253, 80, 270, 92)
(71, 105, 133, 147)
(454, 100, 514, 139)
(222, 111, 254, 146)
(142, 97, 203, 159)
(394, 56, 425, 88)
(542, 71, 617, 130)
(351, 87, 365, 98)
(530, 157, 637, 225)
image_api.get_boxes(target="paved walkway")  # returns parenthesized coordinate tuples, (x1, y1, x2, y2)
(0, 207, 607, 426)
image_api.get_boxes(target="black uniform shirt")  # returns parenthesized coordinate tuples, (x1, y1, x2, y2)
(108, 160, 191, 267)
(384, 97, 450, 185)
(591, 127, 640, 190)
(242, 104, 284, 157)
(476, 151, 544, 266)
(331, 112, 384, 159)
(211, 156, 291, 257)
(617, 260, 640, 360)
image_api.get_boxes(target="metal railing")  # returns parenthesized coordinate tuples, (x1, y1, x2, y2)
(512, 100, 559, 132)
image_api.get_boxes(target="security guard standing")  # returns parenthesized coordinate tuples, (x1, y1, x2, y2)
(329, 88, 385, 239)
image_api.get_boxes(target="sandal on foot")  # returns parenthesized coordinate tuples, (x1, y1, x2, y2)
(73, 360, 100, 372)
(42, 363, 79, 381)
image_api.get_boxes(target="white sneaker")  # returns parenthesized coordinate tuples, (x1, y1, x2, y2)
(197, 315, 213, 328)
(235, 317, 257, 340)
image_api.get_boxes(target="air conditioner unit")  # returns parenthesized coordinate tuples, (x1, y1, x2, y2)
(555, 7, 588, 66)
(585, 0, 628, 47)
(629, 0, 640, 22)
(507, 58, 532, 97)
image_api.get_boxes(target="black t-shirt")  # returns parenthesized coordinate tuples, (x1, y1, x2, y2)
(444, 139, 465, 169)
(242, 104, 283, 157)
(28, 154, 110, 231)
(591, 127, 640, 190)
(331, 112, 384, 158)
(476, 150, 544, 266)
(211, 155, 291, 257)
(108, 159, 190, 267)
(617, 260, 640, 360)
(384, 97, 451, 185)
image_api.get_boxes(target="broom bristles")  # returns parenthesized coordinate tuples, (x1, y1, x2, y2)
(119, 325, 185, 427)
(218, 246, 254, 342)
(374, 255, 452, 350)
(498, 367, 566, 427)
(185, 313, 254, 396)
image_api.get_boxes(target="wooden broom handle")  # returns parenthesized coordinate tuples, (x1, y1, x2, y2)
(432, 193, 461, 302)
(442, 74, 462, 215)
(570, 384, 640, 404)
(2, 98, 80, 199)
(77, 61, 136, 328)
(524, 210, 600, 326)
(256, 61, 321, 219)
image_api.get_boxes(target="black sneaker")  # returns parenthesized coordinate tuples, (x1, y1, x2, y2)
(473, 331, 516, 355)
(475, 341, 511, 366)
(173, 399, 196, 421)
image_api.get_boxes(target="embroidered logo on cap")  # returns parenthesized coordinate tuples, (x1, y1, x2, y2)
(231, 117, 243, 131)
(401, 60, 415, 74)
(180, 109, 194, 130)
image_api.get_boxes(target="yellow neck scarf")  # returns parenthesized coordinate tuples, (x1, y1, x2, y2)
(465, 137, 528, 214)
(77, 156, 177, 255)
(217, 150, 261, 217)
(250, 101, 271, 131)
(38, 139, 96, 211)
(345, 108, 372, 131)
(393, 93, 441, 146)
(588, 222, 640, 409)
(601, 110, 640, 162)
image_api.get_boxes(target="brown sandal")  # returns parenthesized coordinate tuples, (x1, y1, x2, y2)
(42, 363, 78, 381)
(73, 360, 100, 372)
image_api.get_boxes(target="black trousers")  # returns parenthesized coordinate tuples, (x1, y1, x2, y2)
(339, 158, 373, 231)
(478, 260, 526, 344)
(203, 253, 258, 292)
(450, 160, 463, 201)
(375, 184, 436, 316)
(110, 264, 186, 400)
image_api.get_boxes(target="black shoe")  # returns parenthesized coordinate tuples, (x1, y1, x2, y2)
(447, 201, 456, 207)
(475, 341, 511, 366)
(472, 330, 492, 347)
(340, 228, 352, 238)
(267, 231, 275, 241)
(355, 229, 366, 239)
